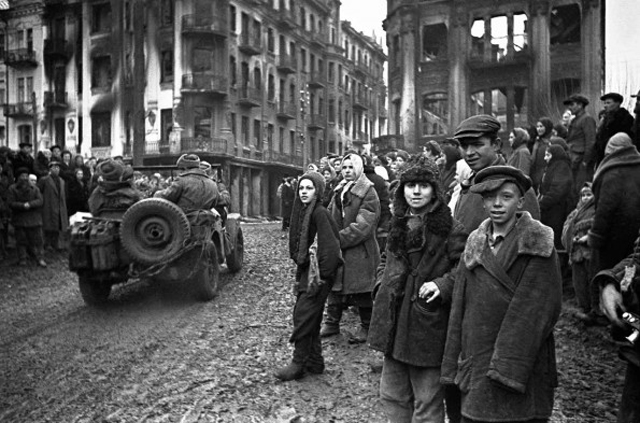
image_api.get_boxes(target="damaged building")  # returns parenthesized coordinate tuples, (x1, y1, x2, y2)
(382, 0, 604, 152)
(0, 0, 387, 217)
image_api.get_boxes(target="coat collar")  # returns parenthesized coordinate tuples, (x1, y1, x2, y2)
(346, 173, 373, 199)
(464, 211, 554, 269)
(593, 146, 640, 183)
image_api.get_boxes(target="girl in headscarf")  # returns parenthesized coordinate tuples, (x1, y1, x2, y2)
(530, 117, 554, 191)
(507, 127, 532, 175)
(321, 153, 381, 343)
(539, 144, 574, 248)
(275, 171, 342, 381)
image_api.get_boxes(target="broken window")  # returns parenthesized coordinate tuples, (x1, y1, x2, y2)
(91, 112, 111, 147)
(422, 93, 449, 136)
(421, 23, 447, 61)
(470, 91, 485, 116)
(91, 55, 112, 90)
(471, 14, 528, 61)
(194, 106, 212, 138)
(550, 5, 581, 45)
(91, 2, 112, 34)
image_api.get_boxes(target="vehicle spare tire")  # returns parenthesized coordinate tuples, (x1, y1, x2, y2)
(120, 198, 191, 265)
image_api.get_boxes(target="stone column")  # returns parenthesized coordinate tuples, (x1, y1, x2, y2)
(529, 1, 551, 120)
(506, 85, 515, 134)
(399, 11, 416, 149)
(581, 0, 603, 116)
(448, 7, 469, 128)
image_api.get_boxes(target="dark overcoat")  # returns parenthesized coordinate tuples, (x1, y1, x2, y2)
(154, 169, 219, 212)
(539, 149, 574, 248)
(441, 212, 562, 422)
(38, 175, 68, 232)
(368, 200, 468, 367)
(588, 145, 640, 270)
(7, 182, 43, 227)
(328, 173, 381, 294)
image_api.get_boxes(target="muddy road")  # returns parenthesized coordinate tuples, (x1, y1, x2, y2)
(0, 223, 627, 422)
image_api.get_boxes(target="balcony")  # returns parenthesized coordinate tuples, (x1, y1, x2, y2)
(43, 91, 68, 109)
(354, 131, 369, 144)
(44, 38, 72, 61)
(308, 114, 325, 130)
(182, 14, 228, 38)
(237, 86, 261, 108)
(4, 102, 35, 118)
(4, 48, 38, 68)
(181, 137, 228, 154)
(310, 30, 327, 48)
(354, 61, 370, 77)
(308, 72, 326, 89)
(265, 150, 303, 167)
(145, 141, 160, 155)
(276, 101, 296, 120)
(352, 92, 369, 110)
(181, 73, 228, 96)
(276, 54, 297, 74)
(276, 8, 298, 30)
(238, 30, 262, 56)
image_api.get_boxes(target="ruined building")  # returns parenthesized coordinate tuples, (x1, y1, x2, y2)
(0, 0, 387, 217)
(382, 0, 604, 152)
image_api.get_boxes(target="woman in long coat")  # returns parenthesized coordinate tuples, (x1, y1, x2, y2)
(539, 144, 574, 249)
(322, 153, 381, 342)
(369, 156, 468, 422)
(66, 168, 90, 216)
(507, 128, 532, 175)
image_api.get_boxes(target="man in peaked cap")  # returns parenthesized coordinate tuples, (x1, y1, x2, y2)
(564, 94, 597, 190)
(595, 92, 634, 167)
(154, 154, 219, 217)
(452, 114, 540, 234)
(12, 141, 35, 176)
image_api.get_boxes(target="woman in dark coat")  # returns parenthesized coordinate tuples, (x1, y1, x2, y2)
(275, 171, 342, 381)
(369, 155, 468, 422)
(507, 128, 532, 175)
(33, 150, 50, 178)
(323, 153, 381, 342)
(72, 155, 91, 186)
(66, 168, 90, 216)
(539, 144, 574, 249)
(530, 117, 554, 192)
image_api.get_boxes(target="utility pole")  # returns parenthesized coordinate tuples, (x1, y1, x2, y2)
(132, 0, 145, 166)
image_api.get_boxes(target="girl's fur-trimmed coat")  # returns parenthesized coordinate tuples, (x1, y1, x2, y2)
(368, 199, 468, 367)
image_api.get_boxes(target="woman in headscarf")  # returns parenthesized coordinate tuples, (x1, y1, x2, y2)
(539, 144, 574, 249)
(530, 117, 554, 192)
(275, 171, 342, 381)
(320, 165, 338, 207)
(507, 127, 532, 175)
(321, 153, 381, 343)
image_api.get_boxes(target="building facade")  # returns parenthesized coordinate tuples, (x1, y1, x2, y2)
(0, 0, 387, 217)
(383, 0, 604, 152)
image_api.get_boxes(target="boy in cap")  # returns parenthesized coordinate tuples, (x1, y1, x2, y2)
(441, 165, 561, 423)
(453, 114, 539, 234)
(7, 167, 46, 267)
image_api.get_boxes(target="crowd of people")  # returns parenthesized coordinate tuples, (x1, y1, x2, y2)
(0, 142, 229, 266)
(277, 90, 640, 423)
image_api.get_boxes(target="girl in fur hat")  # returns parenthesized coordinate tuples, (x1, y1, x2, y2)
(275, 171, 343, 381)
(369, 155, 468, 422)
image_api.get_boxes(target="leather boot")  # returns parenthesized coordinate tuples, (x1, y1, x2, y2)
(306, 335, 325, 374)
(274, 337, 311, 381)
(348, 307, 372, 344)
(320, 293, 343, 337)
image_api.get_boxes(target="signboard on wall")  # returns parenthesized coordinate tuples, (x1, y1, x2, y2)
(91, 146, 112, 159)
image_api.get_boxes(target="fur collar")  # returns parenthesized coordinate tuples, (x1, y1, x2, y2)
(387, 200, 453, 257)
(464, 212, 554, 269)
(335, 173, 373, 198)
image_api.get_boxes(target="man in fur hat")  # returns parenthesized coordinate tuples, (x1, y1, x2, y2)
(441, 166, 561, 423)
(154, 154, 219, 216)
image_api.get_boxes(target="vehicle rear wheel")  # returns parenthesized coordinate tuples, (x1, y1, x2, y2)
(193, 243, 220, 301)
(78, 273, 112, 306)
(120, 198, 191, 266)
(225, 220, 244, 273)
